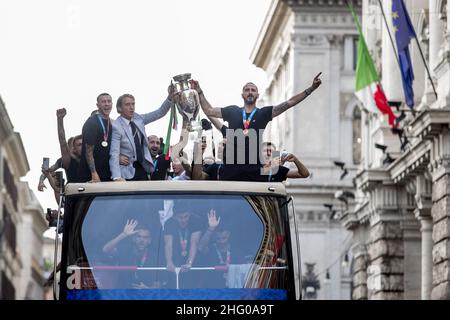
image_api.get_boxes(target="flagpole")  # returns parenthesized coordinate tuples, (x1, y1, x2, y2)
(377, 0, 403, 75)
(412, 36, 438, 100)
(379, 0, 437, 101)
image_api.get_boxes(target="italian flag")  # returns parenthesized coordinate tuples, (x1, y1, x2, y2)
(350, 4, 397, 127)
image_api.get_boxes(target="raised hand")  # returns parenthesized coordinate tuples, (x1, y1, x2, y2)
(312, 72, 322, 89)
(207, 209, 221, 231)
(168, 81, 179, 101)
(189, 79, 202, 93)
(56, 108, 67, 119)
(122, 219, 138, 237)
(282, 153, 295, 163)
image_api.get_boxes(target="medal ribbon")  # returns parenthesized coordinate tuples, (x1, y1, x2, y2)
(97, 115, 110, 144)
(242, 108, 257, 130)
(139, 251, 148, 267)
(134, 250, 148, 281)
(179, 229, 188, 257)
(214, 243, 231, 265)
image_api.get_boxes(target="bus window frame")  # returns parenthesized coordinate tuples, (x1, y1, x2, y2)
(59, 191, 297, 300)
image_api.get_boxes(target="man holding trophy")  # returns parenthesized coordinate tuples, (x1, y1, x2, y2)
(189, 73, 322, 181)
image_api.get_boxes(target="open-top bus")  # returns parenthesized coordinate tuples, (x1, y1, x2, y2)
(55, 181, 301, 300)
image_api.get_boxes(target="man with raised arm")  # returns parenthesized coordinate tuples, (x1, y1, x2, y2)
(56, 108, 83, 182)
(103, 219, 160, 289)
(109, 86, 175, 181)
(190, 73, 322, 181)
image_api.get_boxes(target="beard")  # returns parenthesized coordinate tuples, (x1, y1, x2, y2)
(246, 95, 255, 104)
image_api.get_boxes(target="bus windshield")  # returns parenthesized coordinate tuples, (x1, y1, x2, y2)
(61, 193, 292, 300)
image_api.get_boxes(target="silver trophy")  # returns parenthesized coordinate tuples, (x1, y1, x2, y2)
(172, 73, 201, 132)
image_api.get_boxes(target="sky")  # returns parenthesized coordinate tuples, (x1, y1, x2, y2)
(0, 0, 272, 212)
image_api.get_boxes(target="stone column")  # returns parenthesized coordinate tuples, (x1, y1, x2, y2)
(414, 174, 433, 299)
(381, 0, 402, 101)
(430, 0, 445, 72)
(447, 0, 450, 36)
(416, 7, 436, 108)
(367, 220, 404, 299)
(431, 164, 450, 299)
(443, 0, 450, 53)
(351, 243, 369, 300)
(367, 185, 404, 300)
(402, 213, 422, 299)
(417, 213, 433, 299)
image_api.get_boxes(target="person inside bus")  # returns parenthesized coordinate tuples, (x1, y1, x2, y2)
(163, 202, 203, 288)
(102, 219, 161, 289)
(197, 210, 235, 288)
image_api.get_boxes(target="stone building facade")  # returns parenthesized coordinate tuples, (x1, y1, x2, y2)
(251, 0, 363, 299)
(0, 96, 47, 299)
(339, 0, 450, 299)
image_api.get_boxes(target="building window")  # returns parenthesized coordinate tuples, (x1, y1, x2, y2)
(353, 37, 358, 71)
(3, 159, 18, 211)
(352, 107, 361, 164)
(2, 205, 17, 255)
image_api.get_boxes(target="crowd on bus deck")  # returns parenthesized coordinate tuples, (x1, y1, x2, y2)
(39, 75, 321, 288)
(39, 74, 321, 229)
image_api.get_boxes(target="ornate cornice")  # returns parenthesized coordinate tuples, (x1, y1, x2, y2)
(409, 109, 450, 140)
(390, 142, 430, 184)
(285, 0, 361, 8)
(0, 96, 14, 142)
(343, 200, 369, 229)
(252, 0, 361, 68)
(355, 168, 391, 193)
(251, 0, 291, 69)
(3, 132, 30, 177)
(405, 109, 450, 180)
(0, 96, 29, 177)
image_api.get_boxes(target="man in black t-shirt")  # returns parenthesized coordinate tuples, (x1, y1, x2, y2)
(190, 74, 322, 181)
(78, 93, 113, 182)
(163, 202, 203, 288)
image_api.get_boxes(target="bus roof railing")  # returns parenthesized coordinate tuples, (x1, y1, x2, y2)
(64, 180, 287, 197)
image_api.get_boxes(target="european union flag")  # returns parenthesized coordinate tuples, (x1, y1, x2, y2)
(392, 0, 416, 109)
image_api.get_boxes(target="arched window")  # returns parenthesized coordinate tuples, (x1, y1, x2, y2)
(352, 107, 361, 164)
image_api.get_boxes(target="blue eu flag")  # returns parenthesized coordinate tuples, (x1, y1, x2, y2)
(392, 0, 416, 109)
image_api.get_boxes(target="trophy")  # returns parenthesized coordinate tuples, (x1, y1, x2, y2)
(172, 73, 201, 132)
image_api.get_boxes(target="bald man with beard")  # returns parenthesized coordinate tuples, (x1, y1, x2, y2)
(148, 135, 171, 180)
